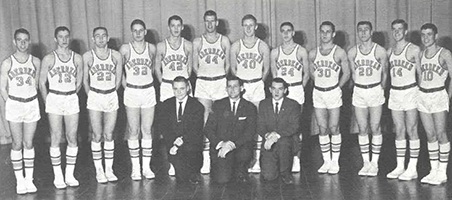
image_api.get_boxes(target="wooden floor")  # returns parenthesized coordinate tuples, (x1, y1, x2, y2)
(0, 132, 451, 200)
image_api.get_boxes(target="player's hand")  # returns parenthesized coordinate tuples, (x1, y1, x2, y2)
(174, 137, 183, 146)
(169, 145, 178, 155)
(215, 141, 224, 150)
(264, 139, 275, 150)
(299, 133, 303, 142)
(224, 141, 236, 150)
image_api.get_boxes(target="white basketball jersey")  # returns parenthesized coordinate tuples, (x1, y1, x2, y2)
(389, 43, 416, 87)
(354, 43, 382, 85)
(276, 45, 303, 84)
(125, 42, 154, 86)
(313, 45, 341, 88)
(420, 48, 447, 89)
(8, 54, 37, 98)
(89, 49, 117, 90)
(48, 51, 77, 92)
(161, 39, 189, 80)
(198, 35, 226, 77)
(236, 39, 264, 80)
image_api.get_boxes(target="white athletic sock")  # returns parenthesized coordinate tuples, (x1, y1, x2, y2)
(358, 135, 370, 164)
(395, 139, 406, 170)
(439, 142, 450, 172)
(371, 135, 382, 165)
(319, 135, 331, 163)
(128, 139, 140, 170)
(331, 134, 341, 162)
(407, 139, 420, 170)
(23, 148, 35, 180)
(427, 141, 439, 172)
(11, 149, 24, 182)
(50, 147, 64, 179)
(141, 139, 153, 171)
(91, 141, 103, 170)
(104, 141, 115, 172)
(66, 146, 78, 177)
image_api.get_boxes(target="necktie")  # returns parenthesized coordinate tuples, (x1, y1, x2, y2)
(275, 102, 279, 115)
(232, 102, 236, 115)
(178, 102, 183, 122)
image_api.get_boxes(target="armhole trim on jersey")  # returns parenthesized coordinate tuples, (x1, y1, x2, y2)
(437, 47, 444, 65)
(332, 46, 340, 65)
(403, 43, 413, 62)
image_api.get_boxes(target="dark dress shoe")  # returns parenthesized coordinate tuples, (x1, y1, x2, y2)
(189, 174, 201, 185)
(281, 174, 294, 185)
(236, 175, 249, 183)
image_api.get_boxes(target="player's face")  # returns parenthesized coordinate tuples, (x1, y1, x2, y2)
(14, 33, 30, 53)
(173, 81, 190, 101)
(242, 19, 257, 37)
(392, 23, 406, 42)
(357, 24, 372, 42)
(131, 24, 146, 42)
(169, 19, 183, 37)
(270, 82, 287, 101)
(55, 30, 70, 48)
(280, 25, 294, 42)
(204, 15, 217, 33)
(93, 29, 109, 48)
(226, 80, 243, 100)
(320, 25, 335, 43)
(421, 29, 436, 47)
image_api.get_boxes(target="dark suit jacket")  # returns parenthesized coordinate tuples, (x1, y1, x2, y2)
(257, 97, 300, 140)
(157, 96, 205, 152)
(204, 97, 257, 148)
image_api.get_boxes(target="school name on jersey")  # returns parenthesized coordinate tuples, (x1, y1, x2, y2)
(126, 58, 152, 70)
(90, 63, 116, 75)
(276, 59, 302, 71)
(390, 60, 414, 71)
(354, 59, 381, 70)
(49, 66, 77, 78)
(237, 53, 263, 64)
(313, 60, 340, 72)
(420, 63, 446, 76)
(8, 67, 36, 80)
(199, 48, 225, 60)
(163, 54, 188, 66)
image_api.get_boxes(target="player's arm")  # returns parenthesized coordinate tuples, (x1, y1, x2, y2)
(336, 48, 350, 88)
(74, 53, 84, 93)
(154, 42, 165, 83)
(408, 45, 421, 82)
(112, 50, 123, 90)
(0, 58, 11, 101)
(230, 41, 239, 76)
(148, 43, 157, 78)
(441, 49, 452, 99)
(308, 49, 316, 82)
(39, 54, 52, 100)
(270, 48, 278, 78)
(222, 36, 232, 74)
(192, 37, 201, 75)
(119, 44, 129, 89)
(260, 41, 271, 82)
(32, 57, 41, 90)
(347, 46, 357, 82)
(376, 46, 389, 89)
(298, 46, 310, 87)
(185, 40, 193, 78)
(82, 52, 92, 95)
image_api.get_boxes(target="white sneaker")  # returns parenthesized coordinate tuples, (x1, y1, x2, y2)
(25, 178, 37, 193)
(54, 176, 67, 189)
(429, 171, 447, 185)
(96, 168, 108, 183)
(420, 170, 437, 184)
(65, 175, 79, 187)
(358, 163, 371, 176)
(131, 168, 142, 181)
(328, 161, 340, 174)
(292, 156, 301, 173)
(367, 163, 379, 177)
(398, 169, 418, 181)
(249, 161, 261, 173)
(387, 167, 405, 179)
(143, 168, 155, 179)
(16, 179, 27, 195)
(168, 164, 176, 176)
(317, 161, 331, 174)
(105, 169, 118, 182)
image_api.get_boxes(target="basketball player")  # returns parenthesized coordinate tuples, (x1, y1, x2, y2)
(385, 19, 421, 180)
(417, 23, 452, 185)
(270, 22, 309, 173)
(155, 15, 193, 102)
(39, 26, 83, 188)
(309, 21, 350, 174)
(119, 19, 157, 180)
(193, 10, 231, 174)
(231, 14, 270, 173)
(83, 27, 123, 183)
(0, 28, 41, 194)
(348, 21, 388, 177)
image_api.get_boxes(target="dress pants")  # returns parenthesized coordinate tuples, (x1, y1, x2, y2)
(210, 143, 253, 183)
(260, 137, 294, 181)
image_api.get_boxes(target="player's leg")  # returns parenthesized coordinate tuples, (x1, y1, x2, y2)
(418, 112, 438, 184)
(48, 114, 67, 188)
(141, 106, 155, 179)
(398, 109, 419, 180)
(22, 121, 38, 193)
(198, 98, 213, 174)
(367, 105, 383, 176)
(354, 107, 371, 176)
(126, 106, 142, 180)
(327, 107, 341, 174)
(103, 110, 118, 182)
(9, 122, 26, 194)
(430, 111, 449, 185)
(315, 108, 331, 173)
(63, 113, 79, 186)
(387, 110, 406, 179)
(198, 98, 213, 125)
(89, 110, 107, 183)
(291, 105, 303, 173)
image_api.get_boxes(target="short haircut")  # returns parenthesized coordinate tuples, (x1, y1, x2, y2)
(391, 19, 408, 30)
(242, 14, 257, 24)
(320, 21, 335, 33)
(204, 10, 217, 21)
(168, 15, 183, 26)
(131, 19, 146, 30)
(172, 76, 189, 86)
(357, 21, 373, 31)
(93, 27, 108, 36)
(271, 77, 288, 89)
(226, 75, 244, 86)
(54, 26, 70, 38)
(421, 23, 438, 35)
(14, 28, 30, 39)
(280, 22, 294, 31)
